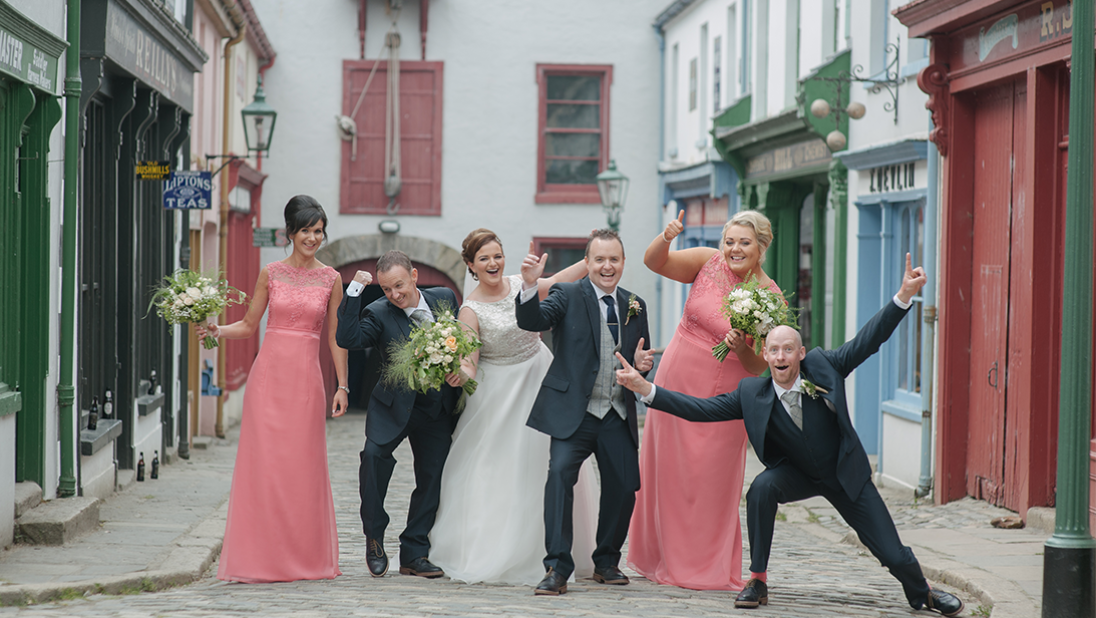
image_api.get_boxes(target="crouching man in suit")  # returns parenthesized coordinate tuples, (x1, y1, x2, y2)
(613, 253, 963, 617)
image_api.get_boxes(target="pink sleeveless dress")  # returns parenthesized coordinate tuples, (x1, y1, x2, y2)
(628, 252, 782, 590)
(217, 262, 341, 583)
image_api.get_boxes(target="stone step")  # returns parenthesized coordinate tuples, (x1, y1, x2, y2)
(16, 497, 99, 545)
(13, 482, 42, 518)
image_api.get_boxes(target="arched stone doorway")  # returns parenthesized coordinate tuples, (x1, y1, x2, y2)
(315, 235, 466, 410)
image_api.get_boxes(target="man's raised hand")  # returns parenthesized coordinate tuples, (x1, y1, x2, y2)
(633, 337, 654, 373)
(353, 270, 373, 286)
(615, 352, 653, 397)
(896, 252, 927, 304)
(520, 241, 548, 288)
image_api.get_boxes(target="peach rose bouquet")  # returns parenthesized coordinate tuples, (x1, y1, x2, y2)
(382, 304, 482, 410)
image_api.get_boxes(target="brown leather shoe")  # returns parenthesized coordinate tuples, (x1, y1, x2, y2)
(534, 569, 568, 595)
(592, 565, 629, 585)
(734, 578, 769, 608)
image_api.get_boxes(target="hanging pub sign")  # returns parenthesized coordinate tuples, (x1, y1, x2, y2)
(253, 227, 289, 248)
(163, 170, 212, 209)
(136, 160, 171, 181)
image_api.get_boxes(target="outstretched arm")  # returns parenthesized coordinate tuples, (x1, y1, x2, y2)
(614, 352, 742, 422)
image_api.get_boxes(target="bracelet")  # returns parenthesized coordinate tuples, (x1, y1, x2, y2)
(662, 233, 672, 243)
(338, 385, 350, 394)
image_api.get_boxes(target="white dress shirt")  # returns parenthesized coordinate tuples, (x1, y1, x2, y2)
(346, 280, 433, 323)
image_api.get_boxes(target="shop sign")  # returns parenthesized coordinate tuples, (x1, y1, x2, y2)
(745, 139, 832, 180)
(0, 24, 60, 93)
(136, 160, 171, 180)
(869, 163, 917, 194)
(105, 0, 193, 111)
(253, 228, 289, 248)
(163, 171, 212, 210)
(952, 0, 1073, 72)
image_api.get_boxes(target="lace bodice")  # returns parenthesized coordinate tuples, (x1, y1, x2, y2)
(265, 261, 339, 333)
(681, 252, 783, 346)
(463, 275, 543, 365)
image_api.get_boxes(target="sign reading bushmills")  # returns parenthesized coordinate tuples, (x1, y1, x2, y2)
(163, 171, 213, 210)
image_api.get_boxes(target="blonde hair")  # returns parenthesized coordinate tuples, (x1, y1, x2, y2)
(723, 210, 774, 263)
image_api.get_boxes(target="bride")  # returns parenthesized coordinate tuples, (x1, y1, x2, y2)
(429, 229, 599, 585)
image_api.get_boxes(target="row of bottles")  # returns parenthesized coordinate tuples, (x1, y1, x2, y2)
(86, 390, 113, 431)
(137, 450, 160, 481)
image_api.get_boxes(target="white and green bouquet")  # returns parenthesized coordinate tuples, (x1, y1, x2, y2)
(383, 306, 482, 410)
(712, 275, 798, 361)
(149, 269, 247, 349)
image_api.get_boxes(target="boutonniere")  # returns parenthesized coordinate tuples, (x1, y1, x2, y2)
(801, 379, 829, 400)
(625, 294, 642, 325)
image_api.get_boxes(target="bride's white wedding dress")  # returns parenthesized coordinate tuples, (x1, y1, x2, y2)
(429, 275, 599, 585)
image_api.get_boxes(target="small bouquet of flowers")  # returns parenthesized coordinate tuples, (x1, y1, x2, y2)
(382, 306, 483, 410)
(149, 269, 247, 349)
(711, 275, 798, 361)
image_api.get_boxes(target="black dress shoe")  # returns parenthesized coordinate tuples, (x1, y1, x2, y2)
(592, 565, 629, 585)
(925, 589, 964, 617)
(734, 578, 769, 608)
(399, 556, 444, 578)
(366, 537, 388, 577)
(534, 569, 568, 595)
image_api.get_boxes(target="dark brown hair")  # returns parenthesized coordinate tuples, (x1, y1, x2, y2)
(376, 250, 414, 275)
(461, 228, 504, 279)
(284, 195, 328, 243)
(585, 228, 624, 258)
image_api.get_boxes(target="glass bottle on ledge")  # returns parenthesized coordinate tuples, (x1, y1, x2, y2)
(88, 397, 99, 431)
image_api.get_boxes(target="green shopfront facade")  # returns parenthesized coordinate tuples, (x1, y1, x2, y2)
(0, 0, 66, 525)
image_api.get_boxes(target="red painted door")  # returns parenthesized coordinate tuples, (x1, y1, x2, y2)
(966, 81, 1020, 507)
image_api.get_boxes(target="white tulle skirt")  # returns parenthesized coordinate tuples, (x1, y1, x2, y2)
(429, 344, 599, 585)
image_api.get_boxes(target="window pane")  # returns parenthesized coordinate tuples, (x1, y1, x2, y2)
(898, 312, 909, 391)
(545, 133, 600, 158)
(547, 75, 601, 101)
(543, 246, 586, 275)
(913, 300, 922, 393)
(547, 103, 600, 129)
(546, 159, 599, 184)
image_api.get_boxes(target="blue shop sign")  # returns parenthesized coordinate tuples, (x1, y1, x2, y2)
(163, 170, 212, 210)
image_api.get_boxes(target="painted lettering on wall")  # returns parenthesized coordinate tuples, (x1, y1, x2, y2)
(1040, 1, 1073, 42)
(0, 27, 60, 93)
(869, 163, 916, 194)
(746, 139, 832, 179)
(105, 1, 193, 110)
(979, 14, 1019, 61)
(0, 28, 24, 74)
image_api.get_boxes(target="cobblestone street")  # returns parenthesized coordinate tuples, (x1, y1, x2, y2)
(0, 412, 986, 617)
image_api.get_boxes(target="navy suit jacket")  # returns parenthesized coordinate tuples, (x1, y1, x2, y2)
(335, 287, 461, 445)
(650, 300, 911, 501)
(515, 278, 650, 447)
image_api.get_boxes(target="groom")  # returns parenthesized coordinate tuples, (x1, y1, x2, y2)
(516, 229, 653, 595)
(613, 254, 964, 617)
(335, 250, 462, 580)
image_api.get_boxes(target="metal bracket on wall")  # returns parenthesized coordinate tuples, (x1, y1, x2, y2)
(804, 37, 902, 126)
(205, 154, 241, 179)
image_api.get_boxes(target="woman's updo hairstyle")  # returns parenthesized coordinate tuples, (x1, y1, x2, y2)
(461, 228, 503, 280)
(284, 195, 329, 245)
(723, 210, 774, 263)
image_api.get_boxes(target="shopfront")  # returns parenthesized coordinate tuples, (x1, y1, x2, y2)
(896, 0, 1076, 517)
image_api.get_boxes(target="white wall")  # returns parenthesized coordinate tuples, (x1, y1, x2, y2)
(251, 0, 664, 302)
(1, 415, 14, 549)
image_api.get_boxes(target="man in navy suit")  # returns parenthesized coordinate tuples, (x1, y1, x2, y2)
(516, 229, 653, 595)
(336, 250, 462, 580)
(614, 254, 963, 617)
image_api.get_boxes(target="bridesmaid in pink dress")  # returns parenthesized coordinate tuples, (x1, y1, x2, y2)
(197, 195, 348, 583)
(628, 209, 780, 591)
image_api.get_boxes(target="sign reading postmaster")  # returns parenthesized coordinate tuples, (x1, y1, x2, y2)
(163, 171, 213, 210)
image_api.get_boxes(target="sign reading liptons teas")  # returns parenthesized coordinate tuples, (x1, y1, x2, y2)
(136, 161, 171, 181)
(951, 0, 1073, 74)
(163, 171, 212, 210)
(0, 20, 61, 94)
(104, 0, 194, 111)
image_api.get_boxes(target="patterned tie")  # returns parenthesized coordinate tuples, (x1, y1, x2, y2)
(410, 308, 432, 327)
(602, 296, 619, 344)
(781, 389, 803, 431)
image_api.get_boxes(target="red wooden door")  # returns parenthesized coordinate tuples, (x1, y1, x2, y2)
(966, 81, 1020, 506)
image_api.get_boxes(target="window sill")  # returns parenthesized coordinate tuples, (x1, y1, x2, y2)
(535, 191, 602, 205)
(881, 398, 922, 423)
(80, 419, 123, 456)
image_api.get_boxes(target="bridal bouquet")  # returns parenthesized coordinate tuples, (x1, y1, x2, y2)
(711, 275, 798, 361)
(383, 306, 482, 409)
(149, 269, 247, 349)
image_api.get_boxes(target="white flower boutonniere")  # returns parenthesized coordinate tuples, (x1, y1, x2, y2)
(625, 294, 642, 325)
(801, 379, 829, 400)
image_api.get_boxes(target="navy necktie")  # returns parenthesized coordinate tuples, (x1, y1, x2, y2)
(602, 296, 619, 344)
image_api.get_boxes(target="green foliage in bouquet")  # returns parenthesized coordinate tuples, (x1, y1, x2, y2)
(712, 275, 799, 361)
(382, 304, 483, 412)
(149, 269, 248, 349)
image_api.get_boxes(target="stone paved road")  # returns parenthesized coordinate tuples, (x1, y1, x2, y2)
(1, 413, 968, 617)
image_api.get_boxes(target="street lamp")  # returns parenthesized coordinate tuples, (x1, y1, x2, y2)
(241, 75, 278, 155)
(596, 159, 629, 232)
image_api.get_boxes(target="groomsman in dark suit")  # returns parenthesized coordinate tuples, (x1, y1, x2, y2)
(336, 250, 463, 580)
(614, 254, 963, 617)
(516, 229, 653, 595)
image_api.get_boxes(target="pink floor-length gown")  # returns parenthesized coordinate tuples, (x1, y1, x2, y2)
(217, 261, 341, 583)
(628, 252, 782, 591)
